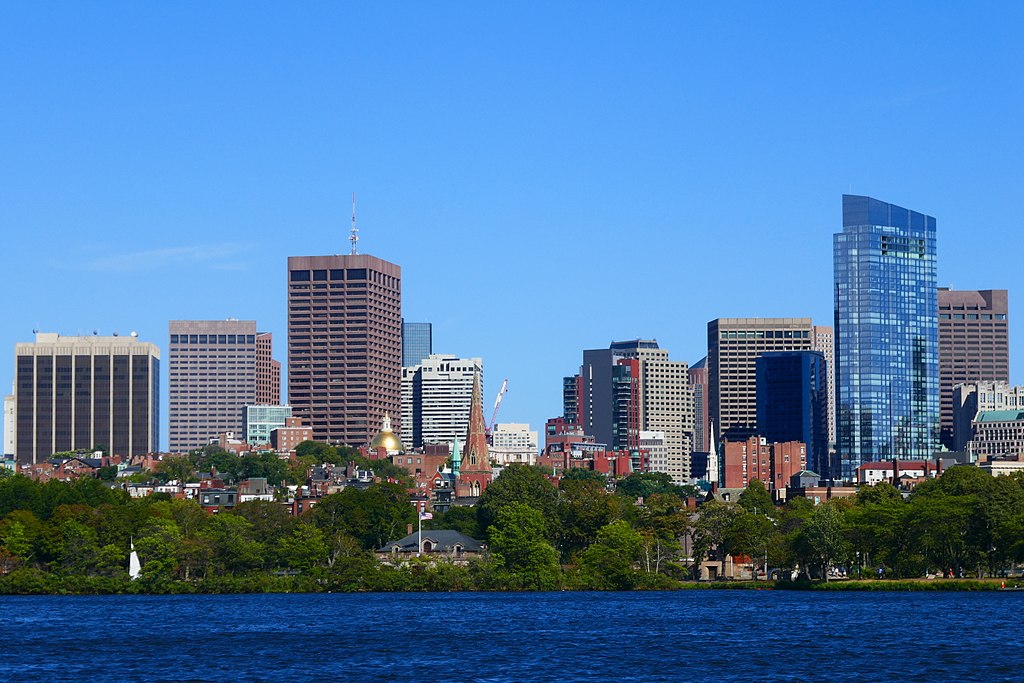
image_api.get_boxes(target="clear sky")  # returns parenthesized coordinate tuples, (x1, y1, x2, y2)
(3, 3, 1023, 449)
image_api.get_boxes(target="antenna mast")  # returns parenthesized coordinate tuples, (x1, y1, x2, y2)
(349, 191, 359, 255)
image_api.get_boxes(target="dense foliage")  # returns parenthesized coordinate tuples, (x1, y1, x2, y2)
(1, 463, 1021, 594)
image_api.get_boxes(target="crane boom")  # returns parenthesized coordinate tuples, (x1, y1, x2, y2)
(488, 379, 509, 431)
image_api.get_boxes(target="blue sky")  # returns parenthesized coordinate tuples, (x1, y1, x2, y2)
(3, 3, 1023, 448)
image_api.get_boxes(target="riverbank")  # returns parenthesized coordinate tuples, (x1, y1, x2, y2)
(0, 568, 1011, 595)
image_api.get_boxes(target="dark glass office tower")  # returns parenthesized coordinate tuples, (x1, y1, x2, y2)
(401, 321, 432, 368)
(756, 351, 830, 478)
(834, 195, 938, 479)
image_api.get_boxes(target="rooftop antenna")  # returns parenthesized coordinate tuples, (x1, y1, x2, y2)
(349, 191, 359, 255)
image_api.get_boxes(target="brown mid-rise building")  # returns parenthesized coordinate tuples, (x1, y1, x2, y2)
(938, 288, 1009, 449)
(708, 318, 814, 443)
(168, 320, 281, 454)
(287, 253, 402, 448)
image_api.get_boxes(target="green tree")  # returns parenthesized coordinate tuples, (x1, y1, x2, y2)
(800, 502, 849, 581)
(277, 524, 329, 572)
(579, 520, 644, 590)
(691, 501, 741, 579)
(632, 493, 690, 575)
(737, 480, 774, 517)
(477, 465, 559, 539)
(487, 503, 561, 590)
(557, 477, 619, 560)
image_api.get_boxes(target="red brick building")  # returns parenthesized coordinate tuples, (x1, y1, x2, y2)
(723, 436, 806, 491)
(456, 371, 492, 498)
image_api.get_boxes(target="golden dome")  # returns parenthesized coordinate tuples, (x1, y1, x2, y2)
(370, 414, 404, 453)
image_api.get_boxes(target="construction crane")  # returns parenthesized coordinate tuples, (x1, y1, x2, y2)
(487, 379, 509, 437)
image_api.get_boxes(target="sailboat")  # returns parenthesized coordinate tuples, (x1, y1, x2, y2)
(129, 539, 141, 580)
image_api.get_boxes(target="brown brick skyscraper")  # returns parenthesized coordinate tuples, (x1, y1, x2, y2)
(287, 254, 402, 448)
(938, 288, 1009, 449)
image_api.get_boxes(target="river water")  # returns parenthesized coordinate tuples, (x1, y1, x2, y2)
(0, 590, 1019, 681)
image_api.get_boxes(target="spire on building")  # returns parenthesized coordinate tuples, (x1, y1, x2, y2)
(451, 436, 461, 475)
(463, 370, 489, 470)
(707, 419, 719, 486)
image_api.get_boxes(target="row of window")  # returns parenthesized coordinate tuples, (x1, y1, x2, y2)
(171, 334, 256, 345)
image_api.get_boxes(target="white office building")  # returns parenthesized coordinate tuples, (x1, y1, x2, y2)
(490, 423, 538, 466)
(401, 354, 483, 448)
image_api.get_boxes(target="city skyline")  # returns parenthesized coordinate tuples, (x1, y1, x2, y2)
(4, 4, 1024, 449)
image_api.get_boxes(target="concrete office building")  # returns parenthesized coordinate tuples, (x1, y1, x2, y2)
(938, 288, 1009, 449)
(168, 320, 281, 454)
(287, 253, 402, 448)
(707, 318, 814, 443)
(952, 381, 1024, 452)
(581, 340, 693, 483)
(401, 354, 482, 448)
(812, 325, 836, 445)
(401, 321, 433, 368)
(14, 332, 159, 464)
(490, 423, 539, 466)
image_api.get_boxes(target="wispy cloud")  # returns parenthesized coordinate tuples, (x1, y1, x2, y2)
(82, 242, 254, 272)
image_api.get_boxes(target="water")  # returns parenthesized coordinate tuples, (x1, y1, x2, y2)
(0, 591, 1020, 682)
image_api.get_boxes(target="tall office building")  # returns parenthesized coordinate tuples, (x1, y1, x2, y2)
(756, 351, 830, 478)
(401, 321, 432, 368)
(834, 195, 938, 478)
(689, 357, 709, 453)
(707, 318, 814, 444)
(562, 373, 582, 426)
(168, 320, 281, 453)
(14, 333, 159, 464)
(287, 253, 402, 447)
(811, 325, 836, 445)
(581, 340, 693, 483)
(952, 381, 1024, 452)
(256, 332, 282, 406)
(401, 354, 482, 448)
(937, 288, 1009, 449)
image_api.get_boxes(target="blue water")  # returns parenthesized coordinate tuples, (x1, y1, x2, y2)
(0, 591, 1020, 681)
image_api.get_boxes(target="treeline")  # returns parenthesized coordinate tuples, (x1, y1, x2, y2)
(0, 463, 1021, 594)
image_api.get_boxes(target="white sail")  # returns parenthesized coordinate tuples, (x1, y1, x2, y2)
(129, 540, 141, 580)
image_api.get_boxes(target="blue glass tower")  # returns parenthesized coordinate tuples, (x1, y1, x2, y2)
(756, 351, 830, 479)
(401, 321, 432, 368)
(834, 195, 938, 480)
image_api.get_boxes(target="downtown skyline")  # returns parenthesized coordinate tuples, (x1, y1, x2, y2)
(3, 4, 1024, 448)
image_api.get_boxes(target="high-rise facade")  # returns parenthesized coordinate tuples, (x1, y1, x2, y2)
(811, 325, 836, 445)
(834, 195, 938, 479)
(401, 354, 482, 448)
(14, 333, 159, 464)
(707, 318, 814, 444)
(689, 357, 709, 453)
(581, 340, 693, 483)
(756, 351, 830, 478)
(256, 332, 282, 406)
(401, 320, 432, 368)
(287, 254, 402, 448)
(168, 320, 280, 453)
(937, 288, 1009, 449)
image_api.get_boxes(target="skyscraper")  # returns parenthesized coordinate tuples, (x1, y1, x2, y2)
(581, 340, 693, 483)
(168, 320, 281, 453)
(401, 320, 432, 368)
(689, 357, 709, 453)
(937, 288, 1009, 449)
(401, 354, 482, 448)
(834, 195, 938, 479)
(707, 318, 814, 444)
(756, 350, 829, 478)
(287, 253, 402, 448)
(14, 332, 159, 464)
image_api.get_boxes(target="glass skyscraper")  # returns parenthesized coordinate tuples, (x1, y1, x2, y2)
(834, 195, 938, 480)
(401, 321, 432, 368)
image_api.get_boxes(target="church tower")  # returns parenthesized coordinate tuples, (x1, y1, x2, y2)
(456, 370, 492, 498)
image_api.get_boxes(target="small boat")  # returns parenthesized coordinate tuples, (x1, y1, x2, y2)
(129, 539, 142, 580)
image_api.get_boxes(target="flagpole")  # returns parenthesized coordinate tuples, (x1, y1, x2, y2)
(418, 501, 422, 556)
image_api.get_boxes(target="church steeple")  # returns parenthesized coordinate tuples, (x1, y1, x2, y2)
(456, 369, 492, 498)
(451, 435, 461, 475)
